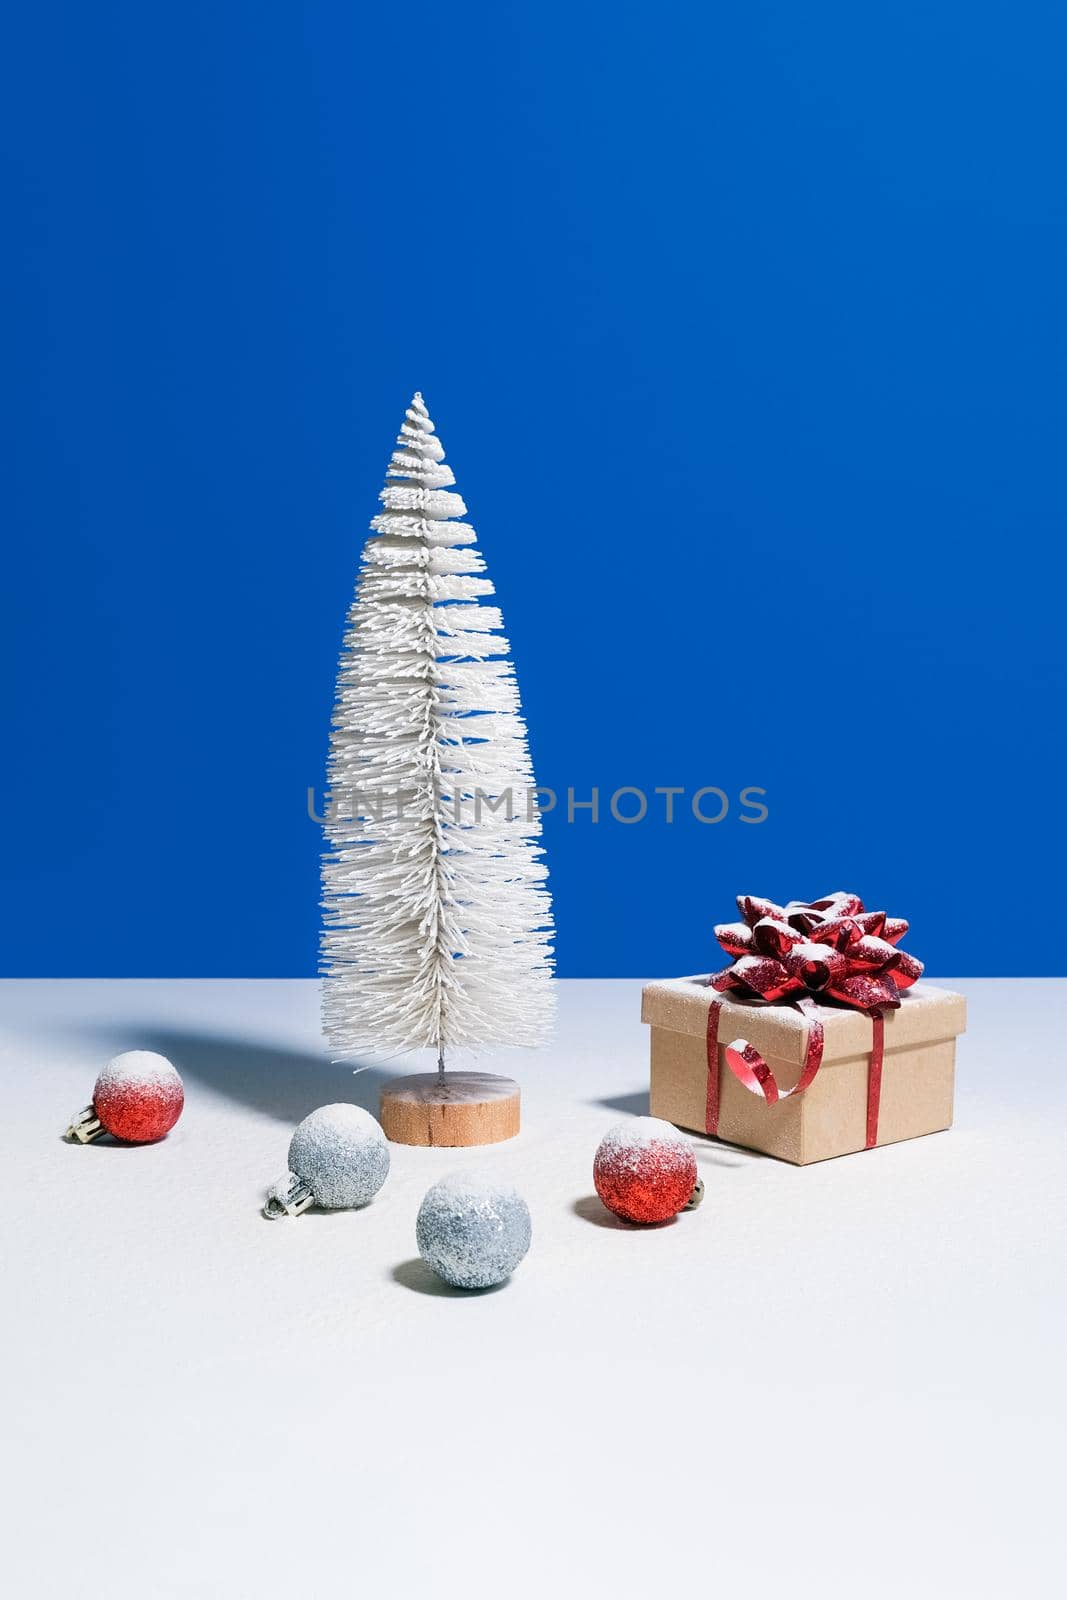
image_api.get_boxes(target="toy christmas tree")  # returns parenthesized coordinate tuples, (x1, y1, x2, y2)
(321, 393, 554, 1144)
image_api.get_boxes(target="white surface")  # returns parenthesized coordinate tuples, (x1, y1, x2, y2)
(5, 978, 1066, 1599)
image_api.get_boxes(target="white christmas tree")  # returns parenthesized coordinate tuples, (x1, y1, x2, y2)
(321, 393, 554, 1066)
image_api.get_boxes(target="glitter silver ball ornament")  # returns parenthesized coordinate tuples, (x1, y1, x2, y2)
(415, 1172, 531, 1289)
(265, 1103, 389, 1217)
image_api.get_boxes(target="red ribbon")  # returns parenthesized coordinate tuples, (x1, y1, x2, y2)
(866, 1013, 884, 1150)
(704, 891, 914, 1151)
(711, 891, 922, 1011)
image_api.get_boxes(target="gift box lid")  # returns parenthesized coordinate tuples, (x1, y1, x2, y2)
(641, 977, 966, 1067)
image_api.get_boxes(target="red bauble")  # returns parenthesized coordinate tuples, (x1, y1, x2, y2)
(93, 1051, 185, 1143)
(593, 1117, 699, 1224)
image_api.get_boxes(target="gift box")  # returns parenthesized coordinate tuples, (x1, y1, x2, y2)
(641, 892, 966, 1165)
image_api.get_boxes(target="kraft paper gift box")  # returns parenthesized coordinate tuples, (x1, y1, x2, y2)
(642, 977, 966, 1165)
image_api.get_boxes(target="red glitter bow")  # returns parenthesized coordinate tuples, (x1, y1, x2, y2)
(705, 893, 923, 1150)
(710, 891, 923, 1013)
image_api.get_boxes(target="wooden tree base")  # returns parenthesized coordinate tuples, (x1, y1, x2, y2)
(379, 1071, 520, 1147)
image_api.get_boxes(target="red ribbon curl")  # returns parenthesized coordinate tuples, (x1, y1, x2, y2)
(705, 892, 919, 1151)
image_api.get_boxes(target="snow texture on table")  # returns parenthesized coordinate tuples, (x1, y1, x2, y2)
(4, 979, 1065, 1599)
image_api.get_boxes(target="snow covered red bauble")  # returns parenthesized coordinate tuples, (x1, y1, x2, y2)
(66, 1051, 185, 1144)
(593, 1117, 702, 1224)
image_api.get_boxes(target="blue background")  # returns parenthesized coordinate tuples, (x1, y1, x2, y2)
(3, 3, 1064, 978)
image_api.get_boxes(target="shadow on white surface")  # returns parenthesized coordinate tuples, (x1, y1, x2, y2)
(594, 1088, 651, 1117)
(56, 1130, 174, 1151)
(391, 1258, 510, 1297)
(571, 1194, 677, 1230)
(261, 1193, 391, 1224)
(77, 1022, 391, 1124)
(690, 1138, 758, 1168)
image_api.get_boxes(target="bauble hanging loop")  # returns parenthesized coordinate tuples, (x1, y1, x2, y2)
(263, 1103, 389, 1219)
(263, 1173, 315, 1219)
(65, 1051, 185, 1145)
(66, 1106, 105, 1144)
